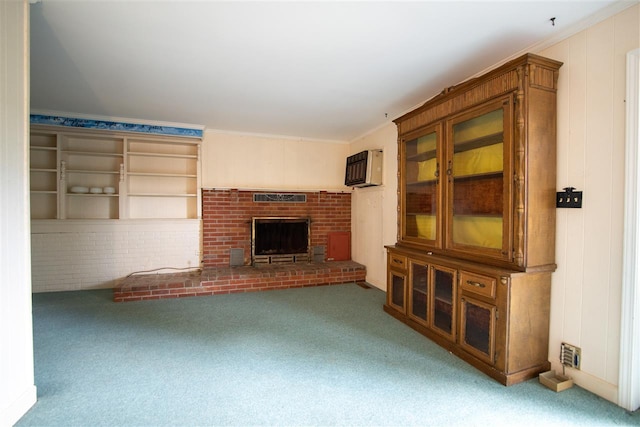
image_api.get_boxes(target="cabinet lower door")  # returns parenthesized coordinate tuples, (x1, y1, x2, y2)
(388, 270, 406, 313)
(460, 296, 496, 364)
(431, 265, 456, 340)
(408, 261, 429, 326)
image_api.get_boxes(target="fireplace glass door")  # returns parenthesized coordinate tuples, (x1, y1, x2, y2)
(252, 217, 310, 264)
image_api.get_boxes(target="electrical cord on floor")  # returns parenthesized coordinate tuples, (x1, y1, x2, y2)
(124, 266, 201, 278)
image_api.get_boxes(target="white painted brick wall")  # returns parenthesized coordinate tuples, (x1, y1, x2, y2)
(31, 219, 202, 292)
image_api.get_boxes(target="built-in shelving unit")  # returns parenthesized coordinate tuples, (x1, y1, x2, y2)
(126, 137, 200, 219)
(29, 131, 59, 219)
(29, 125, 201, 220)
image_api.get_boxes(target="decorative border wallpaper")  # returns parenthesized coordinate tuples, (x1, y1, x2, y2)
(30, 114, 203, 138)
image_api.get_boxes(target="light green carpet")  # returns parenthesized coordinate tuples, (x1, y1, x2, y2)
(17, 284, 639, 426)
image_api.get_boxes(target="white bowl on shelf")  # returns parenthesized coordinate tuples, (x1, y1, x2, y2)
(103, 186, 116, 194)
(70, 186, 89, 194)
(89, 187, 103, 194)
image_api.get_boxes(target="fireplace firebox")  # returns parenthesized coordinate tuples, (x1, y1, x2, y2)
(252, 217, 310, 265)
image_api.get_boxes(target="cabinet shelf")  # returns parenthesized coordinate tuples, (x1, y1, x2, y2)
(30, 168, 57, 173)
(406, 179, 437, 187)
(407, 211, 435, 216)
(453, 213, 502, 218)
(454, 171, 502, 181)
(407, 149, 437, 162)
(127, 151, 197, 159)
(30, 190, 57, 194)
(413, 287, 427, 296)
(453, 132, 503, 153)
(435, 295, 452, 305)
(62, 150, 123, 158)
(30, 146, 57, 152)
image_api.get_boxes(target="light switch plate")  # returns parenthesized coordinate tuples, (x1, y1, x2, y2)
(557, 187, 582, 208)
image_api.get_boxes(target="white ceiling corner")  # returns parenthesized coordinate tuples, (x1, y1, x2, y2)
(29, 0, 635, 142)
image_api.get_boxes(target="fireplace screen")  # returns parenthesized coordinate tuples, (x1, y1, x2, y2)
(252, 217, 310, 264)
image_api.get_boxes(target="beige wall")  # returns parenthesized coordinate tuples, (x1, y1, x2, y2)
(350, 4, 639, 404)
(540, 4, 639, 403)
(201, 130, 350, 192)
(0, 0, 37, 424)
(349, 124, 398, 289)
(30, 219, 201, 292)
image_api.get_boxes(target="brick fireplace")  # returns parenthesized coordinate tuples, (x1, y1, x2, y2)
(112, 189, 365, 302)
(202, 189, 352, 267)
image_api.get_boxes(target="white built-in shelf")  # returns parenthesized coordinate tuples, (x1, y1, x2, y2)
(66, 193, 119, 197)
(128, 172, 197, 178)
(62, 150, 124, 158)
(30, 125, 201, 220)
(66, 169, 120, 174)
(127, 151, 197, 159)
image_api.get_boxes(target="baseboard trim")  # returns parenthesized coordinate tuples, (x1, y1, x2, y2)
(550, 360, 618, 405)
(0, 384, 37, 426)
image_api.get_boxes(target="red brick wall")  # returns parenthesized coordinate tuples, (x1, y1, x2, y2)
(202, 189, 351, 267)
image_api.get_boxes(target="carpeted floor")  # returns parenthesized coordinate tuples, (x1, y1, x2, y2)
(17, 283, 639, 426)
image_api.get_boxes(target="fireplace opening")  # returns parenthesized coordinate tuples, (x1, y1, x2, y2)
(252, 217, 310, 264)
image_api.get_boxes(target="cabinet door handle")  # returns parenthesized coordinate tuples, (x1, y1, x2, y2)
(393, 259, 403, 265)
(466, 280, 486, 288)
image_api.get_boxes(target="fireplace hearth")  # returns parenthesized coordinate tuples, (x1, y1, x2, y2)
(252, 217, 310, 265)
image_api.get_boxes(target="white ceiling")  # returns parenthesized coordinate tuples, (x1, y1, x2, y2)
(29, 0, 633, 142)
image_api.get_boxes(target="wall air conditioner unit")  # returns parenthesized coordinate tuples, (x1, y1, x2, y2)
(344, 149, 383, 188)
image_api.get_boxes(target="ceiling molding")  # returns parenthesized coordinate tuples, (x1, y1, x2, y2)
(204, 127, 349, 145)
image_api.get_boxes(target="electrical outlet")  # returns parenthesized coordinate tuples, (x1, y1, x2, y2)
(561, 342, 581, 369)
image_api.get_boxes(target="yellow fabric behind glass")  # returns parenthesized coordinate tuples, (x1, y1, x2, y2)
(452, 216, 502, 249)
(417, 132, 437, 153)
(415, 215, 436, 240)
(453, 143, 503, 177)
(453, 109, 503, 143)
(418, 158, 438, 181)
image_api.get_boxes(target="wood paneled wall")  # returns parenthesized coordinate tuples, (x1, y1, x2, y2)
(540, 4, 639, 403)
(0, 1, 37, 424)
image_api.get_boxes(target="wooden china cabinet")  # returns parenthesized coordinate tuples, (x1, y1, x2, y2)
(384, 53, 562, 386)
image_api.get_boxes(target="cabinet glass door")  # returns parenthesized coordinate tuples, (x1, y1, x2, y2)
(408, 261, 429, 325)
(388, 271, 406, 312)
(460, 296, 496, 363)
(402, 124, 441, 246)
(430, 265, 456, 340)
(447, 98, 512, 260)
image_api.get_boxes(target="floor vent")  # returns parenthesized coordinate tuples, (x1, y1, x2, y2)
(253, 193, 306, 203)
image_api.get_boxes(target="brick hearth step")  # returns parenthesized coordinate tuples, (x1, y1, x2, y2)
(113, 261, 366, 302)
